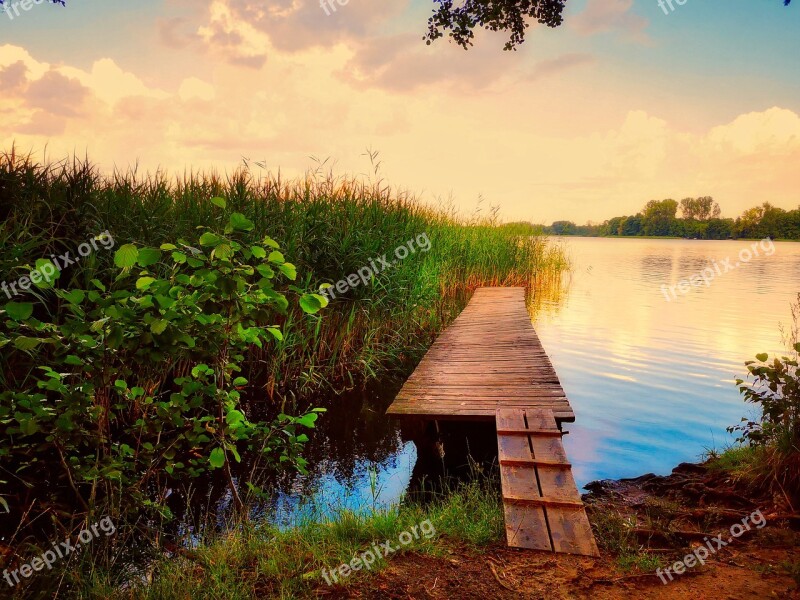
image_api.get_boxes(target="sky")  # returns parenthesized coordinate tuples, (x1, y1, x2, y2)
(1, 0, 799, 224)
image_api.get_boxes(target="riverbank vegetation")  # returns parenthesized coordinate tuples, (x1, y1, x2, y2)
(0, 150, 568, 597)
(715, 292, 800, 505)
(530, 197, 800, 240)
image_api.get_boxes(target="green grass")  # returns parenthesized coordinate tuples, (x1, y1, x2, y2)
(589, 506, 666, 573)
(70, 479, 504, 599)
(0, 150, 569, 400)
(705, 444, 760, 475)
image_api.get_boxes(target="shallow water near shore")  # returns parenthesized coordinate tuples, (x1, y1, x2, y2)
(199, 237, 800, 528)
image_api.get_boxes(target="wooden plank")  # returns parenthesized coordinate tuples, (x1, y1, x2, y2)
(496, 429, 564, 437)
(496, 408, 599, 557)
(521, 409, 599, 557)
(386, 287, 573, 422)
(497, 409, 551, 551)
(499, 458, 572, 468)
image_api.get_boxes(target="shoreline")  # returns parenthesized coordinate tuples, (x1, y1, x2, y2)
(55, 455, 798, 599)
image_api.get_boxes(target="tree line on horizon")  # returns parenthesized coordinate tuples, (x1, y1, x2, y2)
(504, 197, 800, 240)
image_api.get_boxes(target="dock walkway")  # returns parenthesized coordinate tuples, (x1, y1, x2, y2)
(387, 287, 598, 556)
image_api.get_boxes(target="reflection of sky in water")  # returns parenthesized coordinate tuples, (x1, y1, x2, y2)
(218, 238, 799, 528)
(535, 238, 800, 489)
(264, 441, 416, 528)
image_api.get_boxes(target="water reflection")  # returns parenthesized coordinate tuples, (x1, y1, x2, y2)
(537, 238, 800, 489)
(176, 237, 800, 530)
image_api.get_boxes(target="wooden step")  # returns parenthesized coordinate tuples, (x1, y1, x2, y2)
(497, 408, 600, 557)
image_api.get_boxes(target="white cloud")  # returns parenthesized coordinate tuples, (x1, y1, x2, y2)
(179, 77, 216, 102)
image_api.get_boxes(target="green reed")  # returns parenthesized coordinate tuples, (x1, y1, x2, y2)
(0, 150, 569, 399)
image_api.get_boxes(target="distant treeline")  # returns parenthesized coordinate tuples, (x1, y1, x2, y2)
(505, 197, 800, 240)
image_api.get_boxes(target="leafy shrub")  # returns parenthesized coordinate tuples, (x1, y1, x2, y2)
(730, 294, 800, 502)
(0, 198, 327, 524)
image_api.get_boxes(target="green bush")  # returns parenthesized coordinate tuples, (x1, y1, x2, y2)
(0, 199, 325, 523)
(730, 293, 800, 502)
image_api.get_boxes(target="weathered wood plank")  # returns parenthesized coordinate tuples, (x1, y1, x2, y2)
(495, 408, 599, 557)
(386, 287, 573, 421)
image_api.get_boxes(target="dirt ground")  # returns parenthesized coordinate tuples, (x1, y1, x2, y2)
(320, 462, 800, 599)
(326, 540, 797, 599)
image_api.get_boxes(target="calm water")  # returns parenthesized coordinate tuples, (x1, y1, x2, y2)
(233, 237, 800, 525)
(540, 237, 800, 488)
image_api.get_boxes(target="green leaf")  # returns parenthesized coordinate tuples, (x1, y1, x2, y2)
(262, 236, 280, 249)
(33, 259, 60, 288)
(5, 302, 33, 321)
(61, 289, 85, 305)
(155, 295, 176, 309)
(210, 196, 227, 209)
(13, 336, 42, 351)
(296, 413, 319, 429)
(171, 251, 187, 264)
(136, 277, 156, 290)
(160, 243, 178, 251)
(114, 244, 139, 268)
(268, 251, 285, 264)
(755, 353, 769, 362)
(150, 319, 168, 335)
(209, 448, 226, 469)
(299, 293, 328, 315)
(0, 496, 8, 514)
(18, 418, 39, 436)
(213, 244, 233, 261)
(226, 410, 245, 427)
(229, 212, 255, 232)
(199, 232, 223, 247)
(266, 327, 283, 341)
(278, 263, 297, 280)
(137, 247, 162, 267)
(256, 265, 275, 278)
(250, 246, 266, 259)
(233, 377, 248, 386)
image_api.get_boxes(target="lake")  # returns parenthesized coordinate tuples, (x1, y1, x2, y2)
(248, 237, 800, 525)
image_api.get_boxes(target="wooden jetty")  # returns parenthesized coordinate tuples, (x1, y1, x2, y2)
(387, 287, 599, 557)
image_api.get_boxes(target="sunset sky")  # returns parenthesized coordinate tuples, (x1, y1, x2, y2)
(1, 0, 798, 224)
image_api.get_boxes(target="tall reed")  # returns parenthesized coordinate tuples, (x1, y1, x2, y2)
(0, 150, 569, 401)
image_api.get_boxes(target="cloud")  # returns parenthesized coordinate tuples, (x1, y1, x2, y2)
(705, 107, 800, 155)
(570, 0, 649, 42)
(339, 33, 528, 92)
(59, 58, 169, 106)
(25, 71, 90, 117)
(0, 61, 28, 91)
(178, 77, 216, 102)
(527, 53, 595, 82)
(157, 17, 195, 50)
(193, 0, 409, 67)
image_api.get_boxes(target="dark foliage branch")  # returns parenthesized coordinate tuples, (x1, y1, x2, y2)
(424, 0, 566, 51)
(425, 0, 794, 50)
